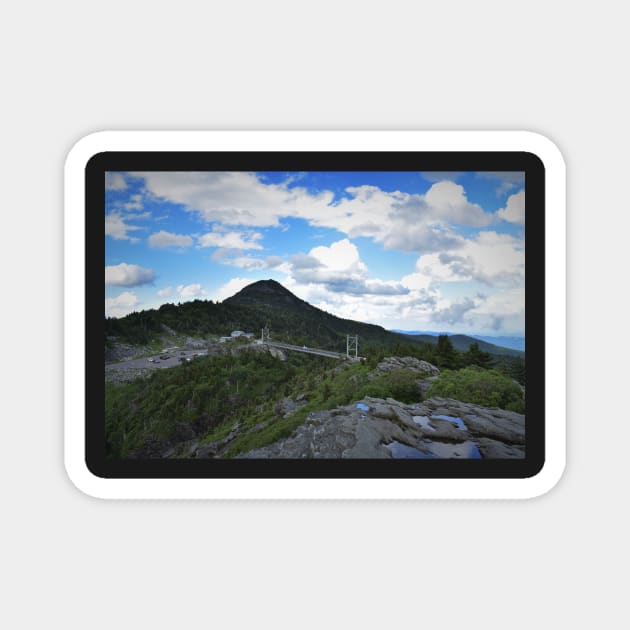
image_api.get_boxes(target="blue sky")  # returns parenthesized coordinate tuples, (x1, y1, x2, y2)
(105, 170, 525, 335)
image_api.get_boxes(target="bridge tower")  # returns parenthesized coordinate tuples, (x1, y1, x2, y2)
(261, 325, 270, 343)
(346, 334, 358, 359)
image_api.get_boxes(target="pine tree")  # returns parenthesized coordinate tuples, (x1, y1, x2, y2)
(464, 342, 493, 369)
(435, 334, 458, 369)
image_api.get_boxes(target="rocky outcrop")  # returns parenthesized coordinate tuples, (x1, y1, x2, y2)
(371, 356, 440, 378)
(237, 396, 525, 459)
(369, 356, 440, 398)
(274, 396, 307, 418)
(266, 346, 287, 361)
(158, 421, 245, 459)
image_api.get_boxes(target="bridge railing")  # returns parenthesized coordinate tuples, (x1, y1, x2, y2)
(265, 340, 348, 359)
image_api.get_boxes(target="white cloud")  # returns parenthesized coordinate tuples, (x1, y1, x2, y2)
(203, 231, 524, 333)
(105, 172, 127, 190)
(405, 231, 524, 288)
(307, 182, 492, 253)
(176, 284, 207, 300)
(157, 286, 172, 298)
(223, 257, 267, 270)
(469, 231, 525, 284)
(290, 240, 378, 292)
(283, 239, 410, 300)
(381, 223, 464, 253)
(211, 250, 286, 270)
(402, 255, 455, 289)
(148, 230, 194, 248)
(105, 263, 155, 287)
(310, 239, 365, 272)
(133, 171, 335, 228)
(423, 181, 494, 227)
(123, 194, 143, 210)
(497, 190, 525, 224)
(468, 288, 525, 333)
(105, 213, 141, 242)
(125, 211, 151, 220)
(431, 297, 477, 325)
(131, 172, 495, 255)
(105, 291, 139, 318)
(198, 230, 263, 250)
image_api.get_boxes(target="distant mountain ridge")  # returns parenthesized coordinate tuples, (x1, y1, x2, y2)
(392, 329, 524, 357)
(107, 279, 404, 351)
(469, 335, 524, 352)
(107, 279, 523, 358)
(392, 330, 524, 352)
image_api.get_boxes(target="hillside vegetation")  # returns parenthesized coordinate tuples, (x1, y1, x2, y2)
(105, 280, 526, 459)
(106, 339, 524, 459)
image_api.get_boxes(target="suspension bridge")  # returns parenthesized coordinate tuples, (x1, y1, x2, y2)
(259, 327, 362, 360)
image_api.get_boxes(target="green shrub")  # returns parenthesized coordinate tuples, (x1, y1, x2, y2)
(363, 369, 421, 404)
(427, 366, 525, 413)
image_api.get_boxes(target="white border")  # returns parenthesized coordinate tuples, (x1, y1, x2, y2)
(64, 131, 565, 499)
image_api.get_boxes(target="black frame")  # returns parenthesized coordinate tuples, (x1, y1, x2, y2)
(89, 151, 544, 479)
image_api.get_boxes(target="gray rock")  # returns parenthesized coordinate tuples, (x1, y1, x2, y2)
(476, 438, 525, 459)
(422, 418, 468, 441)
(267, 346, 287, 361)
(274, 397, 306, 418)
(372, 357, 440, 378)
(237, 394, 525, 460)
(275, 397, 297, 416)
(196, 444, 218, 458)
(371, 402, 397, 420)
(417, 376, 438, 397)
(460, 409, 525, 445)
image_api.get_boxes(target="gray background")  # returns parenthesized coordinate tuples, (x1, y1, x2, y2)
(2, 1, 626, 628)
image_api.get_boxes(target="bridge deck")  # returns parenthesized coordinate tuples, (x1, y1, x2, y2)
(265, 341, 351, 360)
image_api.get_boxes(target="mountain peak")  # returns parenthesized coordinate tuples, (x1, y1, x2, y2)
(236, 279, 290, 294)
(224, 279, 310, 309)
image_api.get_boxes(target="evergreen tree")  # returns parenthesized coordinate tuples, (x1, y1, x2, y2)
(435, 334, 458, 369)
(464, 342, 493, 369)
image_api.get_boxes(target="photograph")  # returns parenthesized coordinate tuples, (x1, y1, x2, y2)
(104, 169, 527, 461)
